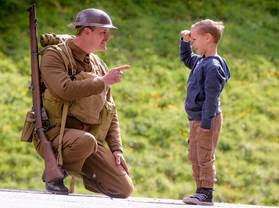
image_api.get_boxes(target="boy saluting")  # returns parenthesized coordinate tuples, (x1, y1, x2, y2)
(180, 19, 230, 205)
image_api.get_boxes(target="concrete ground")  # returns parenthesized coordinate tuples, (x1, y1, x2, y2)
(0, 189, 275, 208)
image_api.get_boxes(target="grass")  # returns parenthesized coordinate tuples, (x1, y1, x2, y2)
(0, 0, 278, 205)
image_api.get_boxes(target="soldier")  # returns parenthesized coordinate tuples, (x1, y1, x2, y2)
(33, 8, 134, 197)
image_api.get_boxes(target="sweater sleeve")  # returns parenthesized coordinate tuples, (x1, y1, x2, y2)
(201, 66, 223, 129)
(105, 111, 123, 153)
(40, 49, 105, 101)
(179, 39, 201, 70)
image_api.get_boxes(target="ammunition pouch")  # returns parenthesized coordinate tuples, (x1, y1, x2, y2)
(21, 111, 35, 142)
(21, 108, 51, 143)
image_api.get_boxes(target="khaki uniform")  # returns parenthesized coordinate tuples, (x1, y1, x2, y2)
(33, 39, 133, 198)
(188, 114, 222, 188)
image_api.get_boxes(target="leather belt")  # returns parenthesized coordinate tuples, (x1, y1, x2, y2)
(66, 116, 91, 132)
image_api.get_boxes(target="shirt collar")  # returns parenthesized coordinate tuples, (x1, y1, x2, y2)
(68, 39, 89, 62)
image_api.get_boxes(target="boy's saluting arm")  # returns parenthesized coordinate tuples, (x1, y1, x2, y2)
(179, 30, 201, 70)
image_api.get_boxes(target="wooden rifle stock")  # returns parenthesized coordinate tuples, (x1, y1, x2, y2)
(28, 4, 64, 182)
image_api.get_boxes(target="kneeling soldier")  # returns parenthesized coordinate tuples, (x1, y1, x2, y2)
(34, 8, 133, 197)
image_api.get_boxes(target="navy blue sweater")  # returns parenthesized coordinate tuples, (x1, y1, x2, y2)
(180, 40, 230, 129)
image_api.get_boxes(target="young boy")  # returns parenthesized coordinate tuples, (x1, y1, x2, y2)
(180, 19, 230, 205)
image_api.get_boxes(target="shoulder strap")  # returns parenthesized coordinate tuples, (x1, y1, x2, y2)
(40, 40, 77, 79)
(51, 41, 77, 78)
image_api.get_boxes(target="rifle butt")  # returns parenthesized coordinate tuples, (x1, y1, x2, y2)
(37, 129, 64, 182)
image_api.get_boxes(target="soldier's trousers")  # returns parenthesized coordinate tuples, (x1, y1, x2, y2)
(34, 128, 134, 198)
(188, 114, 222, 188)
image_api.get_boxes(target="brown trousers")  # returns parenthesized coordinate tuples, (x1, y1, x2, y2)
(34, 128, 134, 198)
(188, 114, 222, 188)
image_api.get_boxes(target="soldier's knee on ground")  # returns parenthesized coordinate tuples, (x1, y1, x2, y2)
(116, 177, 134, 198)
(120, 184, 134, 198)
(83, 176, 134, 198)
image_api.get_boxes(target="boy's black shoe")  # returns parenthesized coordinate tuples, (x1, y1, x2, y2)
(45, 179, 69, 195)
(183, 188, 213, 206)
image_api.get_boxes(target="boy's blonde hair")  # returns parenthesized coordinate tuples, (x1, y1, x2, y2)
(191, 19, 224, 43)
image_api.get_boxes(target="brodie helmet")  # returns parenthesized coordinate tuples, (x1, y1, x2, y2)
(70, 8, 117, 29)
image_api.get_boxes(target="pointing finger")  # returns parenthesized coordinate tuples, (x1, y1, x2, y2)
(111, 64, 131, 72)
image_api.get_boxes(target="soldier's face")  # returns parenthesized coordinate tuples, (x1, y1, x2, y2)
(89, 28, 111, 52)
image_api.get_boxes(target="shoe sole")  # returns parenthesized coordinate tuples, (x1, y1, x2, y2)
(183, 197, 213, 206)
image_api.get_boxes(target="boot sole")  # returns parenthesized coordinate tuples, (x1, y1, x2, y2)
(46, 189, 69, 195)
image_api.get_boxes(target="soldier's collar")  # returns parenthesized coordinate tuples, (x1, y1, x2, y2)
(68, 39, 89, 62)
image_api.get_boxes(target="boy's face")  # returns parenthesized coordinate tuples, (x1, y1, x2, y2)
(190, 27, 211, 56)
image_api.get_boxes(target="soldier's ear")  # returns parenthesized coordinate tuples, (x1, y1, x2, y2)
(83, 27, 92, 35)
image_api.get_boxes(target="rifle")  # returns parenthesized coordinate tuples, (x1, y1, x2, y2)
(27, 4, 64, 182)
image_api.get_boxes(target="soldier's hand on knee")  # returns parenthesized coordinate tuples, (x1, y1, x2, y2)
(113, 151, 122, 166)
(113, 151, 130, 175)
(120, 156, 130, 176)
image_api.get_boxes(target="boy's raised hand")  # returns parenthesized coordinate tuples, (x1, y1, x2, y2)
(180, 30, 191, 42)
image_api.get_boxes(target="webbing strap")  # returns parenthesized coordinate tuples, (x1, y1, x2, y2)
(57, 102, 69, 166)
(62, 41, 76, 76)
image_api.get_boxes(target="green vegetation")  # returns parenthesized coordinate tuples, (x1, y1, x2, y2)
(0, 0, 278, 206)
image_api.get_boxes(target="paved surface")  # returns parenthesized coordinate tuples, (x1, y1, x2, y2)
(0, 189, 275, 208)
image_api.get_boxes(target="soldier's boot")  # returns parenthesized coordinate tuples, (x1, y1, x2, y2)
(42, 169, 69, 195)
(45, 178, 69, 195)
(183, 188, 213, 206)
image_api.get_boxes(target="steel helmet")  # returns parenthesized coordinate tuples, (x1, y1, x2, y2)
(70, 8, 117, 29)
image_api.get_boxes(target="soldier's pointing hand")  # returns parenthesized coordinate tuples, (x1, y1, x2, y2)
(102, 64, 130, 85)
